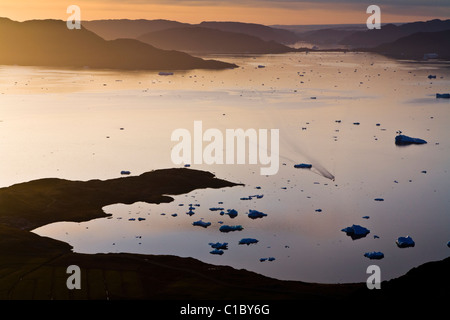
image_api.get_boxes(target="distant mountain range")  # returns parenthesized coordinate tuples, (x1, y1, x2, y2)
(1, 16, 449, 70)
(370, 29, 450, 60)
(137, 26, 296, 54)
(0, 18, 236, 70)
(84, 18, 450, 60)
(339, 19, 450, 47)
(84, 19, 299, 45)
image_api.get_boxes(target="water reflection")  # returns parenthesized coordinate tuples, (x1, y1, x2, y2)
(1, 52, 449, 283)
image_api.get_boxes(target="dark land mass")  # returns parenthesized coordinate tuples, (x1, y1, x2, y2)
(137, 26, 298, 54)
(82, 19, 191, 40)
(0, 168, 448, 305)
(197, 21, 300, 45)
(0, 18, 237, 70)
(83, 19, 300, 45)
(339, 19, 450, 47)
(368, 29, 450, 60)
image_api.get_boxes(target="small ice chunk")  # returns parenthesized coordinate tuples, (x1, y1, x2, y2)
(209, 242, 228, 250)
(219, 225, 243, 232)
(210, 249, 224, 255)
(374, 198, 384, 201)
(294, 163, 312, 169)
(341, 224, 370, 240)
(120, 171, 131, 175)
(158, 72, 174, 76)
(209, 207, 224, 211)
(396, 236, 415, 248)
(239, 238, 259, 245)
(193, 220, 211, 228)
(364, 251, 384, 260)
(395, 135, 427, 145)
(436, 93, 450, 99)
(247, 209, 267, 219)
(225, 209, 238, 218)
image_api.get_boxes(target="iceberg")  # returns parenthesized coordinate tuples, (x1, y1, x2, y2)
(396, 236, 415, 248)
(239, 238, 259, 245)
(210, 249, 224, 255)
(341, 224, 370, 240)
(225, 209, 238, 218)
(192, 220, 211, 228)
(294, 163, 312, 169)
(209, 242, 228, 250)
(364, 251, 384, 260)
(219, 225, 243, 232)
(247, 209, 267, 219)
(158, 72, 174, 76)
(395, 135, 427, 145)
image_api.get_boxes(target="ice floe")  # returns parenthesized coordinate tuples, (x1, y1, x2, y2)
(396, 236, 415, 248)
(341, 224, 370, 240)
(239, 238, 259, 245)
(247, 209, 267, 219)
(219, 225, 243, 232)
(192, 220, 211, 228)
(364, 251, 384, 260)
(395, 135, 427, 145)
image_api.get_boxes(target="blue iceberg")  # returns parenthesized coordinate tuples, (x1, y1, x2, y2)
(395, 135, 427, 146)
(248, 210, 267, 219)
(364, 251, 384, 260)
(239, 238, 259, 245)
(225, 209, 238, 218)
(192, 220, 211, 228)
(294, 163, 312, 169)
(341, 224, 370, 240)
(219, 225, 243, 232)
(210, 249, 224, 255)
(209, 242, 228, 250)
(396, 236, 415, 248)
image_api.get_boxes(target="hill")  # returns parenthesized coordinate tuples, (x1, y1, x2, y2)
(0, 18, 236, 70)
(198, 21, 300, 44)
(340, 19, 450, 47)
(82, 19, 190, 40)
(371, 29, 450, 60)
(137, 26, 297, 54)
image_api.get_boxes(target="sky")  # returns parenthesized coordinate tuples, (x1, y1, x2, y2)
(0, 0, 449, 25)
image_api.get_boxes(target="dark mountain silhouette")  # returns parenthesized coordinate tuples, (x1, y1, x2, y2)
(295, 28, 356, 45)
(137, 26, 297, 54)
(84, 19, 301, 46)
(0, 18, 236, 70)
(340, 19, 450, 47)
(198, 21, 300, 44)
(370, 29, 450, 60)
(83, 19, 190, 40)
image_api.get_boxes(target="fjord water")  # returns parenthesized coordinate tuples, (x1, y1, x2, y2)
(2, 52, 449, 283)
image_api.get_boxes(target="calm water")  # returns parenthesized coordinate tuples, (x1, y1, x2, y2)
(1, 52, 449, 283)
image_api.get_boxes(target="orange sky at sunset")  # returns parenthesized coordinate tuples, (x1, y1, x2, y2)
(1, 0, 449, 25)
